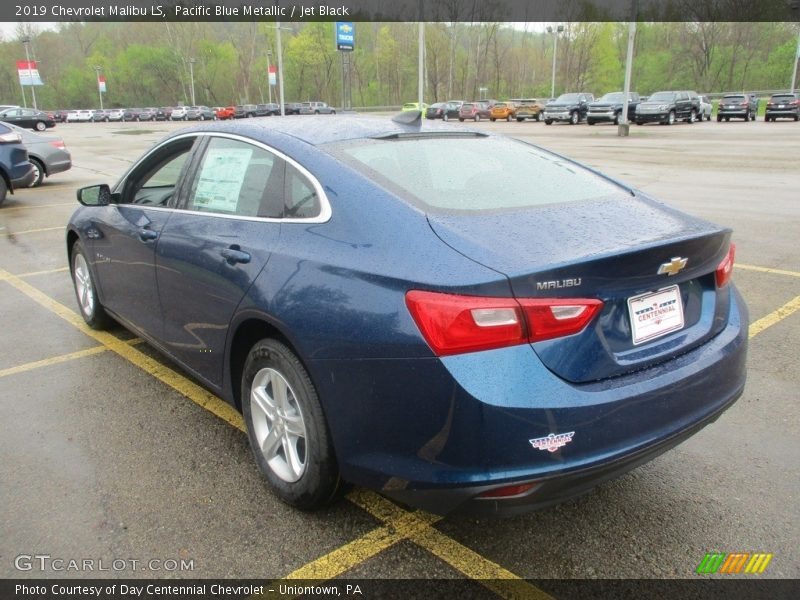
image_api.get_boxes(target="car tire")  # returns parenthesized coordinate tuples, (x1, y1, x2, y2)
(200, 115, 204, 121)
(569, 111, 579, 125)
(535, 112, 542, 122)
(636, 121, 643, 125)
(506, 114, 512, 122)
(70, 241, 113, 330)
(613, 112, 620, 125)
(0, 177, 7, 206)
(688, 109, 696, 124)
(544, 119, 553, 125)
(443, 113, 449, 122)
(242, 339, 343, 510)
(104, 117, 109, 122)
(475, 115, 480, 122)
(490, 118, 496, 122)
(331, 110, 336, 115)
(717, 115, 722, 122)
(35, 121, 47, 131)
(28, 158, 45, 188)
(587, 119, 595, 125)
(314, 110, 320, 115)
(667, 111, 676, 125)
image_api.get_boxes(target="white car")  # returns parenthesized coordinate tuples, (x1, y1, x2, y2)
(698, 95, 712, 121)
(170, 107, 188, 121)
(72, 110, 94, 122)
(107, 109, 125, 121)
(65, 110, 80, 122)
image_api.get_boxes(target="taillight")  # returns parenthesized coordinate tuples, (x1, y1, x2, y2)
(476, 482, 538, 499)
(49, 140, 66, 150)
(405, 290, 603, 356)
(715, 243, 736, 288)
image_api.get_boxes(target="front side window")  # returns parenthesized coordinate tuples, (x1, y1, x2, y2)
(122, 139, 196, 206)
(186, 137, 285, 218)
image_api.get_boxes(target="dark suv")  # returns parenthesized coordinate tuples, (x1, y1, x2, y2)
(635, 91, 700, 125)
(0, 123, 35, 206)
(764, 93, 800, 122)
(234, 104, 258, 118)
(543, 93, 594, 125)
(717, 94, 758, 122)
(587, 92, 640, 125)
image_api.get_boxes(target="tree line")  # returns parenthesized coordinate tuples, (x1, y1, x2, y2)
(0, 21, 797, 110)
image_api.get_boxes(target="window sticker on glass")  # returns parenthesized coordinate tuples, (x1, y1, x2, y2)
(192, 147, 253, 213)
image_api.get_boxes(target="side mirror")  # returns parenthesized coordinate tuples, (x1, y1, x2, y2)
(77, 184, 114, 206)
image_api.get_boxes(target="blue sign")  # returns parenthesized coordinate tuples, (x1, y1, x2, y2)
(336, 22, 355, 52)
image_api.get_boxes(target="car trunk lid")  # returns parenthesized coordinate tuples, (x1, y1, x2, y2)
(426, 194, 732, 382)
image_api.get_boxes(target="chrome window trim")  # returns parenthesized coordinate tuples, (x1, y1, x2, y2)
(114, 131, 332, 224)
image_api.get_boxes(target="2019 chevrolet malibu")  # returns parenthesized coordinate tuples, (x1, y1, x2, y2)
(66, 114, 748, 516)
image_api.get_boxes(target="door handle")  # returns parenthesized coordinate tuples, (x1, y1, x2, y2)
(221, 247, 251, 265)
(138, 228, 158, 241)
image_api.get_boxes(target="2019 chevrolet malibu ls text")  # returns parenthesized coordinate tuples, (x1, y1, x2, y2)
(66, 114, 747, 516)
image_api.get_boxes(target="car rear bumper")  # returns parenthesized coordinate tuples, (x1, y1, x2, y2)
(10, 164, 35, 189)
(312, 286, 748, 516)
(765, 110, 798, 117)
(718, 110, 748, 117)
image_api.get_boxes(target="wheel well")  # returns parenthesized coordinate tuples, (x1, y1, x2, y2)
(229, 318, 293, 410)
(30, 155, 46, 175)
(66, 229, 79, 261)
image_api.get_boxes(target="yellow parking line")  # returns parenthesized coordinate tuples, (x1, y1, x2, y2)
(0, 202, 74, 212)
(348, 490, 552, 599)
(0, 339, 143, 379)
(737, 264, 800, 278)
(2, 226, 64, 236)
(749, 295, 800, 339)
(0, 268, 245, 431)
(17, 267, 70, 278)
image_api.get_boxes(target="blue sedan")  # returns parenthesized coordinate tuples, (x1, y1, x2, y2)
(66, 114, 747, 516)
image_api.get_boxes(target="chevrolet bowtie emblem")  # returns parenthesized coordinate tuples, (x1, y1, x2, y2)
(658, 257, 688, 276)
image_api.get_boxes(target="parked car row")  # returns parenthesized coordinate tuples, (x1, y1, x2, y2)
(421, 91, 799, 127)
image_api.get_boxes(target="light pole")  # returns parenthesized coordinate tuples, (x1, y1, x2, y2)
(188, 58, 196, 106)
(546, 25, 564, 99)
(94, 66, 104, 110)
(21, 36, 37, 110)
(791, 29, 800, 95)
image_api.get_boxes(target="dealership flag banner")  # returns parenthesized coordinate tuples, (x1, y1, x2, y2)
(98, 75, 107, 92)
(268, 65, 276, 86)
(17, 60, 43, 86)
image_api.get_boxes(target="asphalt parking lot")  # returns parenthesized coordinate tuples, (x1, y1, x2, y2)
(1, 117, 798, 591)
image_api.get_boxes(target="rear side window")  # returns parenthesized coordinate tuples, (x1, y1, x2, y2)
(186, 137, 284, 218)
(334, 136, 621, 212)
(284, 163, 320, 218)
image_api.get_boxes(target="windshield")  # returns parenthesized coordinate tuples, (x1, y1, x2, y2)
(599, 93, 625, 102)
(554, 93, 581, 103)
(648, 92, 676, 102)
(332, 136, 622, 213)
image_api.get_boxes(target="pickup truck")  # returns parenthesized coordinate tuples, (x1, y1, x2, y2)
(587, 92, 640, 125)
(635, 91, 701, 125)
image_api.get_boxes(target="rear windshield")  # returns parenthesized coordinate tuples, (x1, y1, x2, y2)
(331, 136, 622, 212)
(461, 104, 474, 109)
(771, 95, 795, 101)
(724, 95, 745, 101)
(493, 103, 508, 108)
(649, 92, 676, 102)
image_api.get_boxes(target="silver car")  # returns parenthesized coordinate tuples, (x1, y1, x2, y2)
(2, 122, 72, 187)
(698, 95, 713, 121)
(298, 101, 337, 115)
